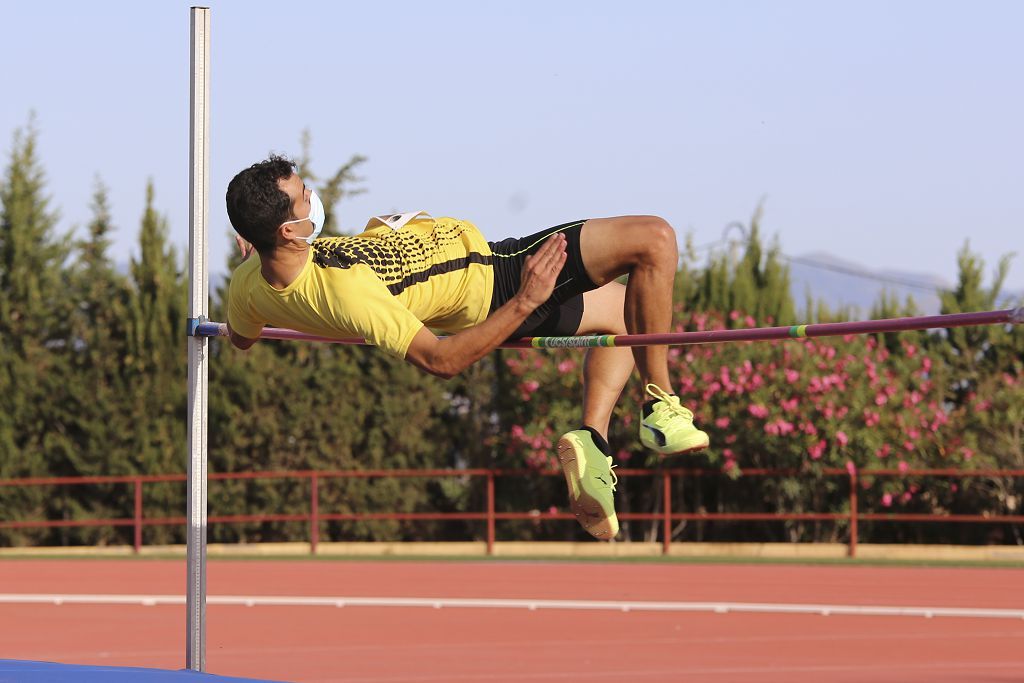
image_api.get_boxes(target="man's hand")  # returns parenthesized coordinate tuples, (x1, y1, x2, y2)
(404, 233, 567, 379)
(514, 232, 567, 310)
(234, 234, 255, 261)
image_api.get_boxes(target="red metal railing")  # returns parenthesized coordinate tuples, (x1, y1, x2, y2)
(1, 468, 1022, 557)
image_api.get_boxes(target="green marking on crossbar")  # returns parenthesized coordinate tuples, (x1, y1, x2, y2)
(531, 335, 617, 348)
(789, 325, 808, 338)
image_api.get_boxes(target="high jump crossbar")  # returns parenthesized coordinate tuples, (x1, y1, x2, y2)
(191, 307, 1022, 349)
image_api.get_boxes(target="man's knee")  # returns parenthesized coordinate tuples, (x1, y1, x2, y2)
(636, 216, 678, 266)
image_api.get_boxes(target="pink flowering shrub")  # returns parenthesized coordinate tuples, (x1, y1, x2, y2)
(498, 306, 998, 541)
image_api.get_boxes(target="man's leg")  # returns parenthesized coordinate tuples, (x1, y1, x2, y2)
(575, 215, 709, 456)
(576, 282, 632, 439)
(577, 216, 678, 392)
(555, 216, 707, 540)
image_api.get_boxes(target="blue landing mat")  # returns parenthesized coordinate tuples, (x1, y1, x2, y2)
(0, 660, 287, 682)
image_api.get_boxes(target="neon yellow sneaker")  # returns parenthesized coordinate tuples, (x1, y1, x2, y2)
(556, 430, 619, 540)
(639, 383, 710, 455)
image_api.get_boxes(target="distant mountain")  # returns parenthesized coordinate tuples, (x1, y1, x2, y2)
(786, 251, 1023, 318)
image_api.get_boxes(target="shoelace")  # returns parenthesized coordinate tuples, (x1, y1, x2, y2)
(606, 457, 618, 491)
(645, 383, 695, 422)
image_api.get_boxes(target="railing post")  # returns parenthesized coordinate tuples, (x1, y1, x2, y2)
(310, 474, 319, 555)
(848, 466, 858, 558)
(486, 472, 495, 556)
(134, 478, 143, 554)
(662, 471, 672, 555)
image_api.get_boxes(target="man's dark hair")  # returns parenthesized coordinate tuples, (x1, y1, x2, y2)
(225, 155, 297, 252)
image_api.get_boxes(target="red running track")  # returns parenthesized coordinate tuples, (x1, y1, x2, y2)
(1, 559, 1023, 682)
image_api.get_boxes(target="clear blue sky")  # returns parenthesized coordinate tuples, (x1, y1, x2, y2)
(2, 0, 1022, 290)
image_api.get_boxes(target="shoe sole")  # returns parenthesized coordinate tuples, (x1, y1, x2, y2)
(672, 439, 711, 456)
(556, 435, 618, 541)
(643, 435, 711, 456)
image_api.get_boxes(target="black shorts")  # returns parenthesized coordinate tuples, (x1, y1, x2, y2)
(488, 220, 599, 339)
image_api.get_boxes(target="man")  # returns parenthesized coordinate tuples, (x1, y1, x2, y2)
(225, 155, 709, 540)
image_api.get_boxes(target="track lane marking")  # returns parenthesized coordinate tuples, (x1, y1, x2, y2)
(1, 594, 1023, 620)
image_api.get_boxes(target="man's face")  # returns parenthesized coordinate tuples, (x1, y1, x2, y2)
(277, 173, 314, 239)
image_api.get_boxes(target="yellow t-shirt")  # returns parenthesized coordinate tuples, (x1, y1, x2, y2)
(226, 214, 494, 359)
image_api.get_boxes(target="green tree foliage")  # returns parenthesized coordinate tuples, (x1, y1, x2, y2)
(686, 208, 796, 326)
(49, 180, 137, 544)
(0, 120, 68, 543)
(934, 245, 1024, 540)
(121, 181, 188, 541)
(1, 121, 1021, 549)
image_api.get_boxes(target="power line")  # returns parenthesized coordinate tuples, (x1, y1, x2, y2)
(780, 254, 947, 293)
(689, 223, 949, 294)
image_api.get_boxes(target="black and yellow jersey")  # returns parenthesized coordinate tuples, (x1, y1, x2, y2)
(227, 213, 494, 358)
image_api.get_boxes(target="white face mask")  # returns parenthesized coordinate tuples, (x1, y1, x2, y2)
(281, 190, 325, 244)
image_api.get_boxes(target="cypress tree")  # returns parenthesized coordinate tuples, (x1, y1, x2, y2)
(124, 181, 187, 538)
(53, 180, 136, 543)
(0, 119, 69, 543)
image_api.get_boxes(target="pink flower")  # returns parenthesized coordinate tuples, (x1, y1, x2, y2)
(898, 461, 910, 474)
(784, 369, 800, 383)
(729, 310, 740, 321)
(781, 398, 799, 412)
(836, 431, 849, 447)
(874, 393, 888, 406)
(715, 417, 731, 428)
(875, 444, 891, 459)
(808, 440, 826, 460)
(961, 447, 974, 461)
(845, 460, 856, 475)
(748, 404, 769, 419)
(901, 492, 913, 503)
(511, 424, 525, 439)
(881, 493, 893, 507)
(557, 359, 576, 374)
(863, 410, 880, 427)
(522, 380, 540, 393)
(763, 419, 794, 437)
(903, 441, 915, 452)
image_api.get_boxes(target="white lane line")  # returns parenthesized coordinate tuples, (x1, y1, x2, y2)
(0, 594, 1022, 620)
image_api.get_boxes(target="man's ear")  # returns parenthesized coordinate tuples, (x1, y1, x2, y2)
(278, 222, 297, 243)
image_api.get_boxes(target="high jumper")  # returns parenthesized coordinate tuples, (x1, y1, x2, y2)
(223, 155, 711, 540)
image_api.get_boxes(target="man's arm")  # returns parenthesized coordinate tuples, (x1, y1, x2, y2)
(227, 235, 260, 350)
(405, 232, 567, 379)
(227, 320, 259, 350)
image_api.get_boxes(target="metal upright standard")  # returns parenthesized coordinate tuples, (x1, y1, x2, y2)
(186, 6, 210, 673)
